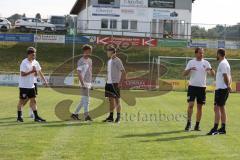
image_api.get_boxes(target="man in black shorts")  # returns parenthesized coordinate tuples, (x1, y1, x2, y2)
(183, 48, 215, 131)
(17, 47, 46, 122)
(103, 47, 126, 123)
(207, 49, 231, 135)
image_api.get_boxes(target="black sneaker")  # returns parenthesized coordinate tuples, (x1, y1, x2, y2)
(115, 117, 120, 123)
(103, 117, 114, 123)
(194, 126, 201, 131)
(17, 117, 24, 122)
(85, 116, 93, 121)
(207, 128, 218, 135)
(218, 128, 226, 135)
(185, 122, 191, 132)
(34, 116, 46, 123)
(71, 114, 81, 120)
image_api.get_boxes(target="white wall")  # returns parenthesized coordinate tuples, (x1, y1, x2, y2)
(76, 0, 192, 38)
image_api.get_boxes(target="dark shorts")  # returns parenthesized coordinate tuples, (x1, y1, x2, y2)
(214, 89, 229, 107)
(187, 85, 206, 104)
(19, 88, 36, 99)
(34, 83, 38, 95)
(105, 83, 120, 98)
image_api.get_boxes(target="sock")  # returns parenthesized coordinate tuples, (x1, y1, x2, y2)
(214, 123, 219, 130)
(187, 120, 191, 125)
(109, 112, 113, 118)
(117, 113, 121, 119)
(221, 123, 226, 130)
(33, 110, 39, 119)
(195, 122, 200, 128)
(17, 111, 22, 118)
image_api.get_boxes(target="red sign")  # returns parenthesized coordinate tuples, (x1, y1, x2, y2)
(97, 36, 157, 47)
(236, 82, 240, 92)
(121, 78, 157, 89)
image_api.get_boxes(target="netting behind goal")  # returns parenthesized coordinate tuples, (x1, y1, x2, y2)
(157, 56, 240, 92)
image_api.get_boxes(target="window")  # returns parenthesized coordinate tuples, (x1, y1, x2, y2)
(149, 0, 175, 8)
(130, 20, 138, 30)
(98, 0, 115, 5)
(110, 19, 117, 29)
(0, 19, 3, 22)
(101, 19, 108, 29)
(122, 20, 128, 29)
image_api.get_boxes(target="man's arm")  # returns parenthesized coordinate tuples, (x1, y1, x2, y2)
(120, 70, 127, 84)
(206, 68, 215, 76)
(21, 66, 36, 77)
(38, 70, 48, 86)
(77, 70, 85, 88)
(183, 67, 196, 76)
(223, 73, 231, 92)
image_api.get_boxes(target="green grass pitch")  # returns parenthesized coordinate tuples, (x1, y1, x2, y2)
(0, 86, 240, 160)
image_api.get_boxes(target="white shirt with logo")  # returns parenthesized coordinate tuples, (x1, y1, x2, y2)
(185, 59, 211, 87)
(19, 58, 41, 88)
(216, 59, 231, 89)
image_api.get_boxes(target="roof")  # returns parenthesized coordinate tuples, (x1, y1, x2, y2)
(70, 0, 85, 15)
(70, 0, 196, 15)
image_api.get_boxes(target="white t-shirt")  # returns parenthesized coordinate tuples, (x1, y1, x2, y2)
(216, 59, 231, 89)
(185, 58, 211, 87)
(77, 57, 92, 89)
(107, 59, 113, 84)
(19, 58, 41, 88)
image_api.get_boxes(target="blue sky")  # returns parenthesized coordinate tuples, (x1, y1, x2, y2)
(0, 0, 239, 25)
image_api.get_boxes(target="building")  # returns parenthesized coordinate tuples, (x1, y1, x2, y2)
(70, 0, 196, 39)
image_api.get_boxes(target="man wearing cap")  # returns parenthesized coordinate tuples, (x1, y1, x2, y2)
(17, 47, 46, 122)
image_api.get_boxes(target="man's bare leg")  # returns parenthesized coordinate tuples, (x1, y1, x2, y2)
(185, 102, 194, 131)
(194, 104, 203, 130)
(17, 99, 25, 122)
(115, 98, 121, 123)
(219, 106, 227, 133)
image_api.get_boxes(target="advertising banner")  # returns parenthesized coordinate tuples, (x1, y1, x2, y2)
(158, 39, 187, 48)
(65, 36, 96, 44)
(121, 0, 148, 8)
(97, 36, 157, 47)
(34, 34, 65, 44)
(0, 34, 34, 42)
(121, 78, 157, 89)
(92, 7, 120, 17)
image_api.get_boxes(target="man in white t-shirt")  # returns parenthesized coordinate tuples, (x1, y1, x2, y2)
(71, 45, 93, 121)
(183, 47, 215, 131)
(17, 47, 46, 122)
(207, 49, 231, 135)
(23, 54, 48, 118)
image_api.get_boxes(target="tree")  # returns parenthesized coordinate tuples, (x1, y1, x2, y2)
(35, 13, 41, 20)
(22, 13, 26, 18)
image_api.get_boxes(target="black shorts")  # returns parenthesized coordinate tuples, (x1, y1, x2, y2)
(214, 89, 229, 107)
(19, 88, 36, 100)
(187, 86, 206, 104)
(105, 83, 120, 98)
(34, 83, 38, 95)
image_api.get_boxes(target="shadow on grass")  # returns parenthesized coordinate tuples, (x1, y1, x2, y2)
(0, 118, 106, 128)
(141, 134, 206, 142)
(118, 130, 184, 138)
(0, 119, 67, 127)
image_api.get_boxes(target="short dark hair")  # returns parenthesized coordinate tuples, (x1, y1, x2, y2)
(82, 44, 92, 51)
(27, 47, 36, 55)
(217, 48, 226, 57)
(107, 46, 116, 54)
(195, 47, 203, 54)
